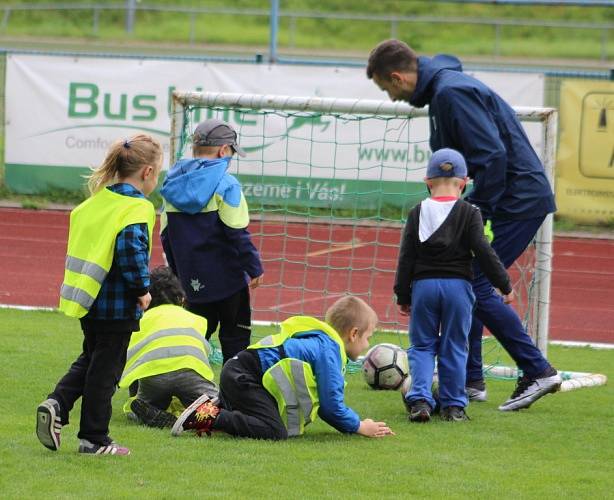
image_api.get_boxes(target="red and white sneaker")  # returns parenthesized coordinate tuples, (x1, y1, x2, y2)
(171, 394, 220, 437)
(36, 398, 62, 451)
(78, 439, 131, 456)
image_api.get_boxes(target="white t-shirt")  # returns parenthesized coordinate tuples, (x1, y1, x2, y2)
(418, 198, 458, 242)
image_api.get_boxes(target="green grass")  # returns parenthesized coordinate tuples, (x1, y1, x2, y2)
(1, 307, 612, 498)
(1, 0, 612, 60)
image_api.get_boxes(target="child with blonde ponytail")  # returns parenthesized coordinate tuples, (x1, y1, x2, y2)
(36, 134, 163, 456)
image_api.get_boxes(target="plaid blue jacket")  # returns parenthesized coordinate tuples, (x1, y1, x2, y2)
(85, 183, 151, 321)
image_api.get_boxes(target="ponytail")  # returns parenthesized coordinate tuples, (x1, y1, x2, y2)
(86, 134, 163, 194)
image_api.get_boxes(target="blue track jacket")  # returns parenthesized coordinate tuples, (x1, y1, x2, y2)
(256, 330, 361, 434)
(160, 157, 263, 304)
(410, 55, 556, 221)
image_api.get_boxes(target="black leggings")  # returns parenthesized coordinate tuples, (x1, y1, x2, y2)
(214, 350, 288, 440)
(188, 287, 251, 364)
(50, 329, 131, 445)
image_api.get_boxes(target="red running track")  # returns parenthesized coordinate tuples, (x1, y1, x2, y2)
(1, 207, 612, 343)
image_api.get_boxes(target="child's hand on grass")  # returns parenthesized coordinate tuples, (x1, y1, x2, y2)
(358, 419, 395, 438)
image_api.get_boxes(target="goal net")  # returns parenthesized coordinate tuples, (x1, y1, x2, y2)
(169, 90, 577, 385)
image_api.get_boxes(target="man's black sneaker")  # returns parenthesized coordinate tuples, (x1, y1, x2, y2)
(466, 379, 487, 402)
(441, 406, 470, 422)
(36, 398, 62, 451)
(408, 400, 432, 423)
(130, 398, 177, 429)
(498, 367, 562, 411)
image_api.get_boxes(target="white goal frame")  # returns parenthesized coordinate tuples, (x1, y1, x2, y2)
(170, 90, 557, 356)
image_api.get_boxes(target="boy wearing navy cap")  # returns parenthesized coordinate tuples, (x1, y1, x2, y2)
(160, 119, 264, 364)
(395, 148, 513, 422)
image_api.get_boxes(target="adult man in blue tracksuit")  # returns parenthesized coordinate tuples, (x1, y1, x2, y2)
(367, 39, 562, 411)
(160, 119, 264, 364)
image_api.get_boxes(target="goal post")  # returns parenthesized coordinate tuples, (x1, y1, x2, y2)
(170, 90, 556, 355)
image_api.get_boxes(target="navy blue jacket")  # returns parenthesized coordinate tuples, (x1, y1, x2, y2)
(160, 157, 263, 304)
(410, 55, 556, 221)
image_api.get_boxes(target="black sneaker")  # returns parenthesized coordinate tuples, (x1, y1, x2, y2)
(36, 398, 62, 451)
(408, 400, 432, 423)
(402, 389, 440, 416)
(466, 379, 487, 402)
(441, 406, 470, 422)
(130, 398, 177, 429)
(498, 367, 562, 411)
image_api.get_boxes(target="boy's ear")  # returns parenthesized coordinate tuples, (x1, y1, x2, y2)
(347, 326, 359, 342)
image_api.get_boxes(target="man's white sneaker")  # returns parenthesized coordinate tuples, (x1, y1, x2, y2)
(498, 368, 562, 411)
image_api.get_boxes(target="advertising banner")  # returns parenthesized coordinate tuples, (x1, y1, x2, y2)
(557, 79, 614, 223)
(4, 53, 544, 209)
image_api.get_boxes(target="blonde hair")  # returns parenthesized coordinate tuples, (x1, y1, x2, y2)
(87, 134, 163, 194)
(325, 296, 378, 337)
(428, 176, 465, 187)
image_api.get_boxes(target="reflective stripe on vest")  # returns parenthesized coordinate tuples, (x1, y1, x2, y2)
(126, 327, 206, 360)
(65, 256, 107, 284)
(121, 344, 210, 383)
(268, 364, 301, 436)
(59, 284, 97, 312)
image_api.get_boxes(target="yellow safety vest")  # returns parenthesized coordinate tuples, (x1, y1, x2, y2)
(58, 188, 155, 318)
(248, 316, 347, 437)
(119, 304, 214, 388)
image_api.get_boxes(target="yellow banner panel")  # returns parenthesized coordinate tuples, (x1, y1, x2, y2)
(557, 79, 614, 223)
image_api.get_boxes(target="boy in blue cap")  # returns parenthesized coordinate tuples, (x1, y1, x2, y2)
(394, 148, 513, 422)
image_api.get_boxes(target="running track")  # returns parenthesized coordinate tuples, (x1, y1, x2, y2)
(1, 208, 612, 343)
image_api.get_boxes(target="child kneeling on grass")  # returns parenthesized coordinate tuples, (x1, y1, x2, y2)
(171, 296, 394, 440)
(119, 266, 219, 429)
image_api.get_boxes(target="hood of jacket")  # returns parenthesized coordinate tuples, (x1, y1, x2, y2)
(161, 157, 239, 214)
(410, 54, 463, 108)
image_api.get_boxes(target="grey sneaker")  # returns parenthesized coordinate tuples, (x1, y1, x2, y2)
(408, 399, 432, 423)
(498, 367, 562, 411)
(36, 398, 62, 451)
(78, 439, 130, 456)
(441, 406, 470, 422)
(466, 379, 487, 402)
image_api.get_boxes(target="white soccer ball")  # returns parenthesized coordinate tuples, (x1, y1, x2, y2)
(362, 343, 409, 390)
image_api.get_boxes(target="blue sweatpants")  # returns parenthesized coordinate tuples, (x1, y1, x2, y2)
(466, 216, 551, 382)
(407, 278, 475, 409)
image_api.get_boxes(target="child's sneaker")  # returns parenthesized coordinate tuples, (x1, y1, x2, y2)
(171, 393, 220, 437)
(408, 399, 432, 423)
(130, 398, 177, 429)
(36, 398, 62, 451)
(78, 439, 131, 456)
(466, 379, 487, 402)
(441, 406, 470, 422)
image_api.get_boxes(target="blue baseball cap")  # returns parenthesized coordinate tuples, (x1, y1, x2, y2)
(426, 148, 467, 179)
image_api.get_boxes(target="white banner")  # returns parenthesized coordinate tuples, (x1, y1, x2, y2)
(5, 53, 544, 184)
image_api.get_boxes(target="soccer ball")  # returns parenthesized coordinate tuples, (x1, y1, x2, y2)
(362, 343, 409, 390)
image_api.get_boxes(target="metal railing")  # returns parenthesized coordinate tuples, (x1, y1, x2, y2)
(1, 2, 613, 62)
